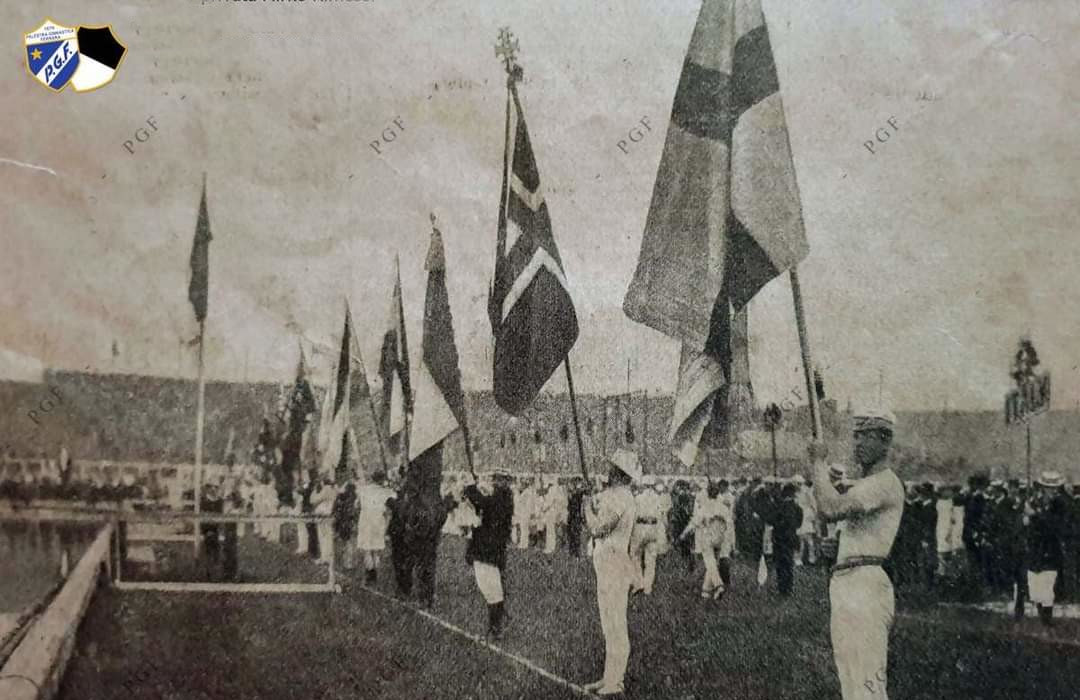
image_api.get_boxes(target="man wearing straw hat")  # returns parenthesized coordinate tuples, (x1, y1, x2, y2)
(583, 448, 639, 696)
(810, 406, 904, 700)
(1024, 470, 1067, 626)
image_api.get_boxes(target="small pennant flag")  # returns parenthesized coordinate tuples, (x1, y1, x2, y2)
(188, 175, 212, 324)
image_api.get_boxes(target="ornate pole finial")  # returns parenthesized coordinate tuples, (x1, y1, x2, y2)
(495, 27, 523, 84)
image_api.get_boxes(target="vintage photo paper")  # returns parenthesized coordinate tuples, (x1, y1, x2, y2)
(2, 1, 1079, 698)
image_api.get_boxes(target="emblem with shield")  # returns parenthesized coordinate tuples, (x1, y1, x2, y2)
(24, 18, 80, 92)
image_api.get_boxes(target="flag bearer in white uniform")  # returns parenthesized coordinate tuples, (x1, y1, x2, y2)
(583, 449, 639, 696)
(811, 406, 905, 700)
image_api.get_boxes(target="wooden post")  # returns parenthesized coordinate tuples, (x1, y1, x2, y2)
(790, 269, 822, 440)
(770, 424, 778, 478)
(643, 389, 648, 466)
(193, 319, 206, 553)
(564, 361, 589, 480)
(1026, 419, 1032, 487)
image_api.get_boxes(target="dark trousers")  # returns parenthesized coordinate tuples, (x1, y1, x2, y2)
(776, 550, 795, 596)
(718, 557, 732, 589)
(223, 523, 238, 580)
(567, 520, 583, 557)
(392, 536, 439, 605)
(392, 543, 414, 596)
(1013, 564, 1029, 616)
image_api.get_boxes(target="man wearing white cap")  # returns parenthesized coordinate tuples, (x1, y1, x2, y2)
(583, 449, 639, 696)
(1024, 470, 1067, 626)
(811, 406, 904, 700)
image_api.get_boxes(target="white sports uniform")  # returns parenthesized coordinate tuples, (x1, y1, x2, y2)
(828, 468, 904, 700)
(585, 484, 636, 695)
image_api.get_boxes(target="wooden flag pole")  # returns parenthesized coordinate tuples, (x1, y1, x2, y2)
(193, 318, 206, 553)
(790, 268, 822, 440)
(643, 388, 649, 465)
(461, 426, 476, 477)
(366, 391, 390, 474)
(564, 360, 590, 480)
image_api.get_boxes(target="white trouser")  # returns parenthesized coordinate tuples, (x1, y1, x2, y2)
(513, 521, 529, 548)
(267, 516, 281, 543)
(630, 524, 661, 593)
(829, 565, 894, 700)
(317, 521, 333, 562)
(701, 542, 723, 594)
(593, 553, 632, 691)
(544, 520, 560, 553)
(1028, 570, 1057, 606)
(295, 519, 308, 553)
(474, 561, 504, 604)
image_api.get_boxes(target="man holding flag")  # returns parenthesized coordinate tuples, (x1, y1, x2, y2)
(390, 215, 469, 608)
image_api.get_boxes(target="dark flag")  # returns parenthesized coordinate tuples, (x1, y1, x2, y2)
(280, 343, 315, 503)
(488, 79, 579, 416)
(318, 304, 372, 481)
(622, 0, 808, 466)
(188, 174, 212, 324)
(379, 260, 412, 459)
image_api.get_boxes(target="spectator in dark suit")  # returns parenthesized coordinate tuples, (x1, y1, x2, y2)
(962, 475, 990, 594)
(771, 483, 803, 597)
(333, 482, 358, 571)
(566, 477, 586, 557)
(388, 474, 455, 608)
(668, 480, 696, 571)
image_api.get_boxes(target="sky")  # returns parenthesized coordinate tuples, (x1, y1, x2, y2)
(2, 0, 1079, 411)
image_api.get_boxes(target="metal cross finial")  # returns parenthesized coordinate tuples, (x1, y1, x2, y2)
(495, 27, 523, 82)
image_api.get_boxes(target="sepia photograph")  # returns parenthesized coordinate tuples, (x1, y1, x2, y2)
(2, 0, 1080, 698)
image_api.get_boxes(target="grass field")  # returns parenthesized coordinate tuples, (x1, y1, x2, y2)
(60, 533, 1080, 699)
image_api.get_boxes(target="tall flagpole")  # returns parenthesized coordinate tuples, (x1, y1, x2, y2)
(790, 270, 821, 440)
(193, 319, 206, 549)
(190, 172, 211, 553)
(761, 7, 821, 441)
(564, 362, 589, 480)
(643, 388, 649, 465)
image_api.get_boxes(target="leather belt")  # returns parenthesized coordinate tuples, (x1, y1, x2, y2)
(636, 518, 659, 524)
(831, 556, 886, 575)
